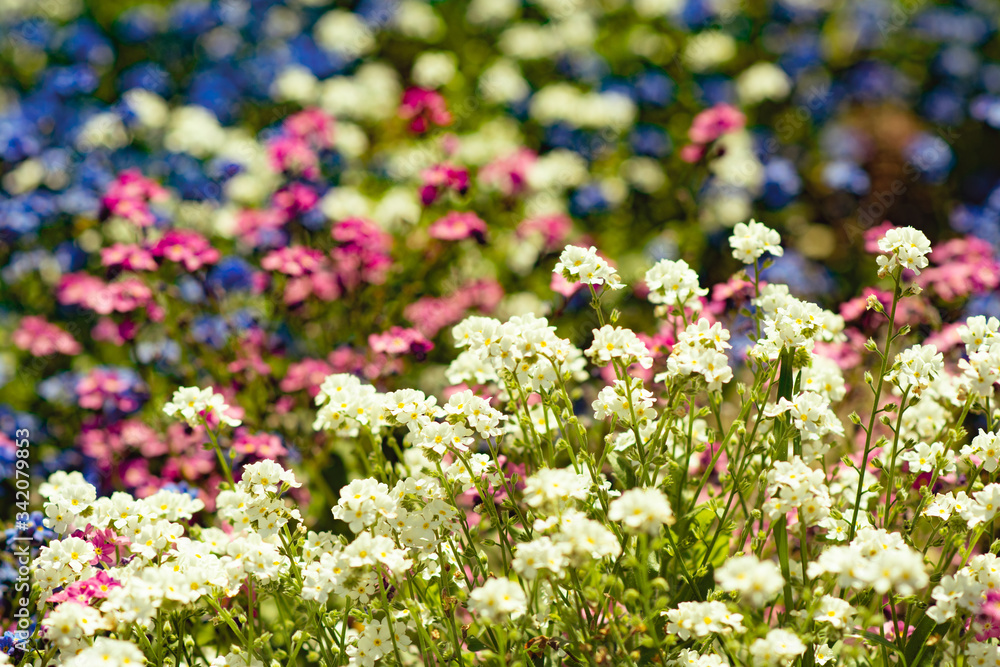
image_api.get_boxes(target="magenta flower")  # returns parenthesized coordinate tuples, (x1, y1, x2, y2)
(429, 211, 487, 242)
(517, 214, 571, 251)
(149, 229, 220, 272)
(688, 103, 746, 144)
(267, 135, 320, 179)
(420, 163, 470, 205)
(233, 430, 288, 459)
(368, 326, 434, 357)
(399, 87, 452, 134)
(102, 169, 169, 228)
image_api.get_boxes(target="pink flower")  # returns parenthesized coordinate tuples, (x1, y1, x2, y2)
(272, 183, 319, 218)
(420, 163, 470, 205)
(283, 108, 335, 149)
(429, 211, 487, 241)
(101, 243, 157, 271)
(149, 229, 220, 271)
(679, 143, 707, 163)
(267, 135, 319, 179)
(368, 326, 434, 357)
(12, 316, 81, 356)
(331, 218, 393, 289)
(688, 104, 746, 144)
(89, 529, 126, 567)
(76, 368, 144, 413)
(91, 318, 138, 346)
(478, 148, 536, 197)
(399, 87, 452, 133)
(58, 274, 155, 315)
(102, 169, 169, 228)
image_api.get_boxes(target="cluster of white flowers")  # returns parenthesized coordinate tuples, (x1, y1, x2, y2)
(593, 377, 657, 424)
(876, 225, 932, 277)
(807, 527, 929, 595)
(750, 285, 845, 360)
(714, 555, 784, 606)
(924, 484, 1000, 528)
(553, 245, 624, 289)
(163, 386, 242, 427)
(887, 343, 944, 396)
(763, 457, 833, 526)
(764, 391, 845, 460)
(644, 258, 707, 310)
(749, 628, 807, 666)
(449, 313, 587, 394)
(658, 319, 733, 391)
(468, 577, 528, 623)
(728, 219, 783, 264)
(662, 600, 745, 640)
(958, 315, 1000, 399)
(927, 553, 1000, 623)
(586, 324, 653, 370)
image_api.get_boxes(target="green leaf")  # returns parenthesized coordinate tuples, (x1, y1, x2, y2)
(853, 631, 905, 658)
(464, 636, 489, 652)
(904, 615, 949, 666)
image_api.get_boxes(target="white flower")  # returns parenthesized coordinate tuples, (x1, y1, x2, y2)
(750, 629, 806, 666)
(737, 63, 791, 105)
(814, 595, 855, 629)
(876, 226, 932, 277)
(608, 488, 675, 533)
(714, 555, 784, 606)
(468, 578, 527, 623)
(729, 219, 784, 264)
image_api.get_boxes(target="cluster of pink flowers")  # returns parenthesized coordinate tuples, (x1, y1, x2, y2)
(680, 103, 746, 163)
(331, 218, 393, 289)
(48, 570, 122, 606)
(101, 169, 169, 228)
(266, 108, 335, 178)
(12, 316, 81, 356)
(57, 274, 162, 318)
(399, 87, 452, 133)
(368, 326, 434, 357)
(76, 368, 145, 413)
(917, 237, 1000, 301)
(404, 279, 504, 337)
